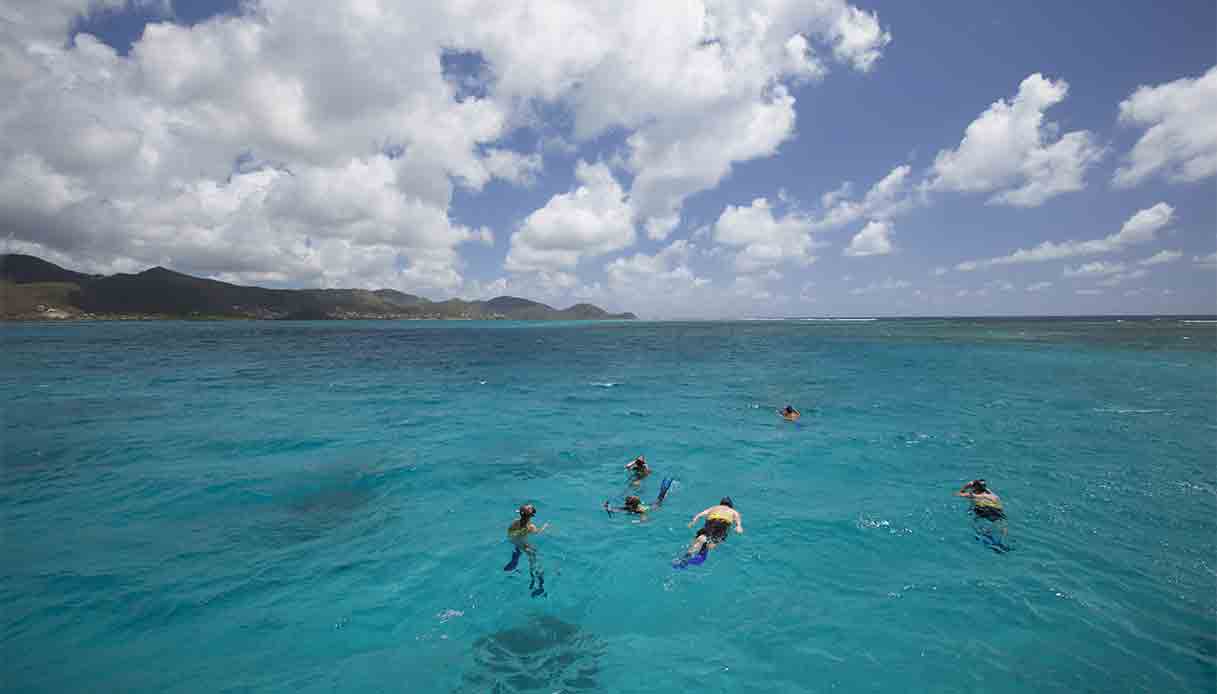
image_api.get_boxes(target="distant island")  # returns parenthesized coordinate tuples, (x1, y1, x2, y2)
(0, 254, 636, 321)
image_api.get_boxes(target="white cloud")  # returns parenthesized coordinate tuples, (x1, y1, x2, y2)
(603, 240, 710, 315)
(1113, 66, 1217, 187)
(1025, 281, 1053, 292)
(843, 219, 894, 257)
(505, 161, 634, 272)
(481, 149, 543, 186)
(849, 277, 910, 295)
(713, 197, 819, 272)
(814, 164, 917, 230)
(1063, 261, 1126, 278)
(470, 0, 893, 238)
(929, 73, 1104, 207)
(1138, 249, 1183, 266)
(1096, 268, 1146, 287)
(1195, 252, 1217, 269)
(1075, 289, 1103, 296)
(955, 202, 1173, 271)
(0, 0, 893, 293)
(932, 266, 948, 276)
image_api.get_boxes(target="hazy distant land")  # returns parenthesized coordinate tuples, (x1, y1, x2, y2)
(0, 255, 636, 321)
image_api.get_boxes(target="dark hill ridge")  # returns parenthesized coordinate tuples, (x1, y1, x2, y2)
(0, 254, 636, 321)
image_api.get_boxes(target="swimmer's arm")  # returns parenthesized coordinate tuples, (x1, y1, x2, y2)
(529, 522, 549, 534)
(687, 508, 710, 527)
(734, 512, 744, 534)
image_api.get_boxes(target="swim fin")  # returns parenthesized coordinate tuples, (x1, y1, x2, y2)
(655, 478, 674, 505)
(503, 547, 522, 572)
(672, 544, 708, 570)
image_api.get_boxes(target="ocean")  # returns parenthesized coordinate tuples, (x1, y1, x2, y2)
(2, 318, 1214, 693)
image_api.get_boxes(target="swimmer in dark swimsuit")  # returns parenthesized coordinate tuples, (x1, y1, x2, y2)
(683, 497, 743, 558)
(956, 479, 1008, 549)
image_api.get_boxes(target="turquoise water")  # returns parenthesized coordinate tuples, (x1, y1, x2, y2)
(2, 318, 1215, 693)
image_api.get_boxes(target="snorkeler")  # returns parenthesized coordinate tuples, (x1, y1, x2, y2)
(780, 405, 800, 420)
(504, 503, 549, 596)
(956, 479, 1008, 551)
(625, 455, 651, 486)
(683, 497, 743, 559)
(604, 478, 673, 517)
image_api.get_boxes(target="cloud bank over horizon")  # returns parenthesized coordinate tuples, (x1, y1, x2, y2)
(0, 0, 1213, 316)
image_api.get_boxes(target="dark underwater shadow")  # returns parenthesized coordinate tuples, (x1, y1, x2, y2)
(454, 615, 605, 693)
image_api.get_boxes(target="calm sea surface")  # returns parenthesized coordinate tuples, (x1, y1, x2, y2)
(2, 318, 1215, 693)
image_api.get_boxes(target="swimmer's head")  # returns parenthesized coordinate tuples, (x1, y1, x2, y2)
(625, 495, 642, 509)
(720, 496, 734, 508)
(971, 479, 988, 493)
(519, 504, 536, 519)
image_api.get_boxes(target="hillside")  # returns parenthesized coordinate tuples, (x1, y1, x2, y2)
(0, 254, 636, 321)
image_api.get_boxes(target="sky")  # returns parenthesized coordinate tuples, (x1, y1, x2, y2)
(1, 0, 1214, 318)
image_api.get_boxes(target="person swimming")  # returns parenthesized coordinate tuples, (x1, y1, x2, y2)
(605, 494, 649, 516)
(683, 497, 744, 558)
(604, 479, 673, 518)
(625, 455, 651, 486)
(956, 479, 1004, 519)
(956, 479, 1008, 550)
(780, 405, 800, 420)
(504, 503, 549, 596)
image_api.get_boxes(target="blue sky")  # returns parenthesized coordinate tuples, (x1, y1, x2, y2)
(3, 0, 1214, 317)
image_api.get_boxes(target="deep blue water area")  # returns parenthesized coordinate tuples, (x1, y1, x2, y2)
(2, 318, 1215, 692)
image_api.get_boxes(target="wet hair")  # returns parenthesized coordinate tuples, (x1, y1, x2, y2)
(720, 496, 734, 508)
(625, 496, 641, 509)
(519, 504, 536, 519)
(971, 480, 988, 493)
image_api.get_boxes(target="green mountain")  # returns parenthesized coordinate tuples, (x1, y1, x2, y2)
(0, 254, 636, 321)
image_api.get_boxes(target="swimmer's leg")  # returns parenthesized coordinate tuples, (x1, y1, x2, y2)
(525, 546, 545, 597)
(503, 546, 522, 572)
(685, 534, 709, 558)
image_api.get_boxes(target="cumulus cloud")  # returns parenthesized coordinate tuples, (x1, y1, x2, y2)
(813, 164, 917, 230)
(929, 73, 1104, 207)
(0, 0, 893, 292)
(467, 0, 893, 239)
(602, 240, 711, 315)
(843, 220, 894, 257)
(1138, 249, 1182, 266)
(713, 197, 819, 272)
(1113, 66, 1217, 187)
(955, 202, 1173, 271)
(505, 161, 634, 272)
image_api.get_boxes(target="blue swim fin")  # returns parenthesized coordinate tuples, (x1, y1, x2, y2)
(655, 478, 674, 505)
(672, 544, 708, 570)
(503, 547, 522, 572)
